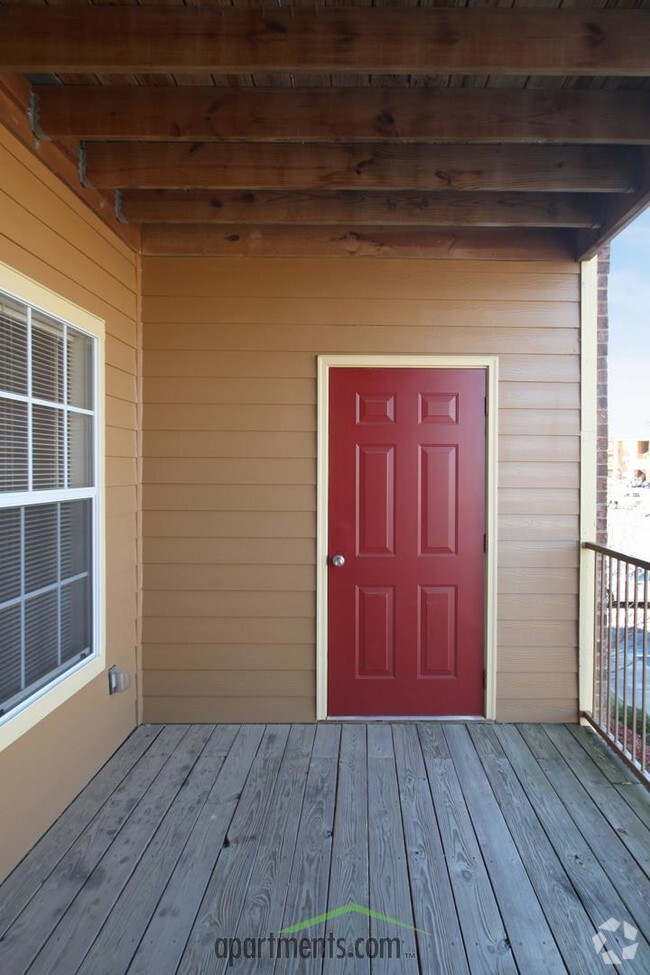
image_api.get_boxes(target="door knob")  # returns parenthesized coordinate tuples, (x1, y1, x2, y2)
(330, 554, 346, 568)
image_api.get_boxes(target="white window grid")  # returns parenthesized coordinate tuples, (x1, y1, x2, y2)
(0, 295, 100, 720)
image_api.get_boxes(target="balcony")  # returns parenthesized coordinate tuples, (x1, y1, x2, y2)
(0, 720, 648, 974)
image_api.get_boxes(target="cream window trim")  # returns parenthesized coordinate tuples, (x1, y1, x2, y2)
(316, 354, 498, 721)
(0, 261, 106, 753)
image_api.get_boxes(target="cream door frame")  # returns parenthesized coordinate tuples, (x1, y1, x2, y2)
(316, 354, 499, 721)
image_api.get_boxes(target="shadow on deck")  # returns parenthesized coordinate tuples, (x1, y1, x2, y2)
(0, 722, 649, 974)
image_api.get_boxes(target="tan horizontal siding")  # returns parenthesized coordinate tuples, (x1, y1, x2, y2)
(143, 258, 578, 297)
(499, 489, 579, 516)
(143, 484, 316, 512)
(143, 457, 316, 485)
(499, 541, 579, 568)
(143, 590, 315, 618)
(499, 514, 578, 541)
(107, 457, 138, 488)
(143, 403, 316, 431)
(145, 324, 579, 356)
(144, 537, 316, 565)
(144, 350, 580, 383)
(498, 568, 579, 596)
(143, 296, 579, 329)
(0, 189, 136, 322)
(144, 376, 316, 405)
(496, 700, 578, 723)
(499, 594, 577, 621)
(144, 511, 315, 540)
(498, 673, 578, 700)
(499, 462, 579, 489)
(143, 644, 315, 671)
(142, 253, 580, 724)
(106, 395, 138, 431)
(499, 382, 580, 410)
(145, 565, 314, 591)
(142, 617, 314, 644)
(498, 647, 578, 673)
(0, 124, 139, 882)
(107, 365, 138, 403)
(143, 430, 317, 458)
(499, 620, 577, 648)
(144, 696, 316, 723)
(499, 437, 579, 463)
(144, 670, 314, 698)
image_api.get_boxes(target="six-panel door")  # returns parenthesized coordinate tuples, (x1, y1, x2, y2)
(327, 368, 486, 716)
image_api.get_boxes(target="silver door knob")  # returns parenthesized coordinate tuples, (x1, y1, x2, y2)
(330, 554, 345, 568)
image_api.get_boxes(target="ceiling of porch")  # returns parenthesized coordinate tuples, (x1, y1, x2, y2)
(1, 0, 650, 259)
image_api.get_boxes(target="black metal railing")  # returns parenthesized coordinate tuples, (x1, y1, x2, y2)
(583, 542, 649, 783)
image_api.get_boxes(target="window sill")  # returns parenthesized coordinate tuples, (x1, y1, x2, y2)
(0, 652, 104, 753)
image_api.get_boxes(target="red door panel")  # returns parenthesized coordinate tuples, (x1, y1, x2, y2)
(328, 368, 486, 716)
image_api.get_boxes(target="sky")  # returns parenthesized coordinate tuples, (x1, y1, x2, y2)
(608, 207, 650, 439)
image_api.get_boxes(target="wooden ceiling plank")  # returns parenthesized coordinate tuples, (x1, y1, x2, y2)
(84, 142, 639, 193)
(34, 85, 650, 145)
(120, 188, 602, 229)
(2, 7, 650, 76)
(140, 224, 575, 261)
(577, 148, 650, 259)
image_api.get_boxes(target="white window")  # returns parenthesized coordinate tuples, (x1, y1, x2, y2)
(0, 268, 104, 743)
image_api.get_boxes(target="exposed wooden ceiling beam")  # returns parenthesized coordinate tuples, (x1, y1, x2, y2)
(36, 86, 650, 146)
(578, 148, 650, 260)
(2, 8, 650, 76)
(85, 143, 639, 194)
(120, 189, 602, 229)
(0, 73, 139, 251)
(140, 225, 574, 261)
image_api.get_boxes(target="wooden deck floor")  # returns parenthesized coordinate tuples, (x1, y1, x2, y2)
(0, 723, 649, 975)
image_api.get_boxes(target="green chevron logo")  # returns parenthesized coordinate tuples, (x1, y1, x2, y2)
(281, 904, 429, 936)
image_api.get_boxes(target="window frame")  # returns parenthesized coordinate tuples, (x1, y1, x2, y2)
(0, 262, 105, 752)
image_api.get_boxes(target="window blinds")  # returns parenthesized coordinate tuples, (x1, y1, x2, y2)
(0, 291, 97, 718)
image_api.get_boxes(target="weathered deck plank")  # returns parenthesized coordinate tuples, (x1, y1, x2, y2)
(0, 724, 189, 975)
(518, 724, 650, 943)
(566, 725, 650, 827)
(417, 723, 508, 975)
(470, 724, 605, 975)
(177, 724, 291, 975)
(544, 725, 650, 877)
(126, 723, 265, 975)
(0, 725, 162, 937)
(0, 722, 647, 975)
(444, 724, 564, 975)
(322, 723, 369, 975)
(394, 724, 469, 974)
(495, 724, 650, 971)
(28, 725, 214, 975)
(226, 724, 316, 975)
(367, 724, 419, 975)
(76, 724, 240, 975)
(275, 723, 340, 975)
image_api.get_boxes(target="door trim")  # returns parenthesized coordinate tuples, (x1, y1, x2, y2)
(316, 354, 499, 720)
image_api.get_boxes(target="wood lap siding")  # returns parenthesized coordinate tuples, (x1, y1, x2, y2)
(0, 124, 140, 882)
(141, 254, 580, 724)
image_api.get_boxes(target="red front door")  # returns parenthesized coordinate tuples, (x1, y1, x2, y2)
(327, 367, 486, 716)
